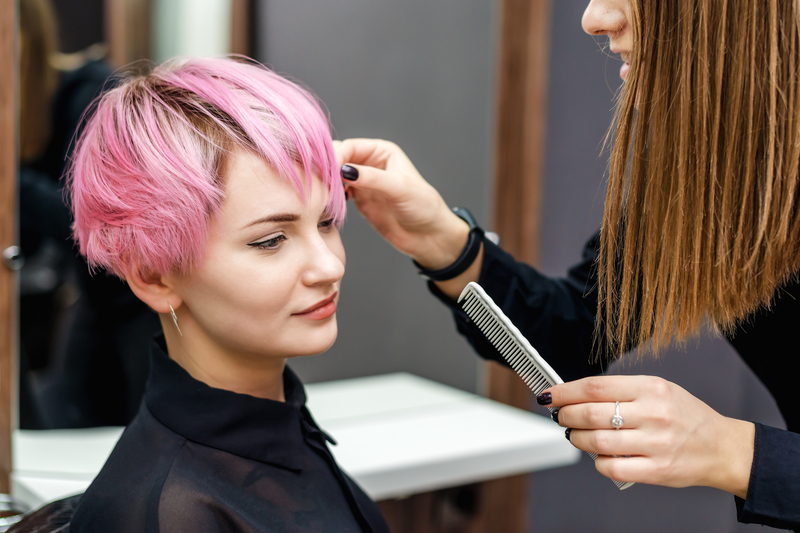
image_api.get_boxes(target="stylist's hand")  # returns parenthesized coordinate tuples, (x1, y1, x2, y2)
(335, 139, 482, 297)
(542, 375, 755, 498)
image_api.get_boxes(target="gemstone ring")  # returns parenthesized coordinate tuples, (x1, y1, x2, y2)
(611, 401, 624, 430)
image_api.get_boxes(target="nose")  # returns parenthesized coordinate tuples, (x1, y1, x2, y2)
(582, 0, 626, 36)
(302, 235, 345, 287)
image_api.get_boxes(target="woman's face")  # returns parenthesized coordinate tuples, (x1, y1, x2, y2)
(582, 0, 633, 81)
(169, 148, 345, 360)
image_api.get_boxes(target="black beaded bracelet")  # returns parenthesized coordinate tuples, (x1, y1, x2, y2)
(413, 207, 485, 282)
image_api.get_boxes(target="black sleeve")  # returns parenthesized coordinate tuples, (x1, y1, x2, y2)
(724, 277, 800, 530)
(735, 423, 800, 531)
(428, 232, 606, 382)
(429, 231, 800, 529)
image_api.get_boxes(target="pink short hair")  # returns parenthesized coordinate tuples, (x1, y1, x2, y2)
(67, 57, 345, 279)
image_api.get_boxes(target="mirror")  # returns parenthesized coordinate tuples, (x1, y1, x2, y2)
(19, 0, 128, 430)
(18, 0, 244, 430)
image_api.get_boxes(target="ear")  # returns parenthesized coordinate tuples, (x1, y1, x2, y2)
(124, 265, 182, 315)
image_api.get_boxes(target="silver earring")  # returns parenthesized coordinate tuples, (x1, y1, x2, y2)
(169, 304, 183, 336)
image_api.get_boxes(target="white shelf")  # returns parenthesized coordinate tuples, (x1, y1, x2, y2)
(13, 372, 580, 508)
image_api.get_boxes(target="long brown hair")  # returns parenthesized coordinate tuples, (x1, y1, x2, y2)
(599, 0, 800, 356)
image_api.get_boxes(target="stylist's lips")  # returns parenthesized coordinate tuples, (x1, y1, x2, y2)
(617, 52, 631, 81)
(294, 292, 338, 320)
(620, 61, 630, 80)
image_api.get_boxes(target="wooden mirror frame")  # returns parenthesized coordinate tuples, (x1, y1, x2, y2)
(479, 0, 552, 529)
(0, 0, 19, 494)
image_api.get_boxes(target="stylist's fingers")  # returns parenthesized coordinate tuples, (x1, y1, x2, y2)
(568, 428, 645, 457)
(333, 137, 462, 263)
(556, 401, 640, 430)
(333, 140, 345, 166)
(335, 138, 385, 167)
(338, 162, 411, 199)
(594, 456, 659, 486)
(335, 138, 431, 202)
(544, 375, 661, 407)
(336, 138, 418, 173)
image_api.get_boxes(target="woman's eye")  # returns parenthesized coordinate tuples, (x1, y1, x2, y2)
(319, 218, 335, 229)
(248, 235, 287, 250)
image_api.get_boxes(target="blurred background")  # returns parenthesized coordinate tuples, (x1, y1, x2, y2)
(11, 0, 785, 531)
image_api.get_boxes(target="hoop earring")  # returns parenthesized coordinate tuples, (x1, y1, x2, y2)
(169, 304, 183, 336)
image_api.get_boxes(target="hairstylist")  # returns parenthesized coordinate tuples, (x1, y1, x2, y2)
(336, 0, 800, 530)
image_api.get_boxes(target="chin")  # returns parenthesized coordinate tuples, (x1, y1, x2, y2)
(286, 322, 339, 358)
(299, 337, 337, 357)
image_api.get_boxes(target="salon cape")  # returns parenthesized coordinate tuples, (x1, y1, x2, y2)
(430, 232, 800, 531)
(69, 335, 389, 533)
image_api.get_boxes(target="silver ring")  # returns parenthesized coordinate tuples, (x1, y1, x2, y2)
(611, 401, 624, 429)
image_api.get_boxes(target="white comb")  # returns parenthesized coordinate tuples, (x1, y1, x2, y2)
(458, 282, 634, 490)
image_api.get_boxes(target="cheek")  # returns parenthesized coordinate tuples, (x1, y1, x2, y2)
(183, 252, 297, 345)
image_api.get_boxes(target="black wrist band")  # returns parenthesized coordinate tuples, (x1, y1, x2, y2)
(413, 207, 485, 282)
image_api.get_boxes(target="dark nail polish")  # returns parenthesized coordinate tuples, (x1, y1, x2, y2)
(550, 408, 559, 424)
(536, 392, 552, 405)
(345, 190, 350, 200)
(341, 164, 359, 181)
(565, 428, 572, 442)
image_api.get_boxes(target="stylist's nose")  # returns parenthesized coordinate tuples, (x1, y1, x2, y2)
(582, 0, 625, 36)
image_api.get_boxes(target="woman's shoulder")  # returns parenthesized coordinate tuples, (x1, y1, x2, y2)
(68, 406, 188, 532)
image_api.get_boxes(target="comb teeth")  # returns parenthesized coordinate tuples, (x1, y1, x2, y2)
(458, 283, 634, 491)
(459, 290, 561, 397)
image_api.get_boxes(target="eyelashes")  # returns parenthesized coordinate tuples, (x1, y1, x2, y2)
(247, 219, 335, 251)
(248, 234, 287, 251)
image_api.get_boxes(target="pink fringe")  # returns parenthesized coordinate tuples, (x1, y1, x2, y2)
(66, 57, 345, 279)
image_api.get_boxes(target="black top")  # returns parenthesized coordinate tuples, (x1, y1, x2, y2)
(69, 337, 389, 533)
(429, 233, 800, 531)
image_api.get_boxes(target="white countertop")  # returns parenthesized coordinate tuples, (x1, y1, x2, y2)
(13, 372, 580, 508)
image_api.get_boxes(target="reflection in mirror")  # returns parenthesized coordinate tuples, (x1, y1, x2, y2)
(18, 0, 160, 430)
(18, 0, 247, 432)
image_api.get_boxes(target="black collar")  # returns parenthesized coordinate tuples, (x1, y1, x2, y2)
(145, 336, 309, 472)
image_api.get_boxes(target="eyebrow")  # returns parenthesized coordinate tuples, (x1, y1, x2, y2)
(243, 213, 300, 229)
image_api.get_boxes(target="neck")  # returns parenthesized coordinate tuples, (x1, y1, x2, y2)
(160, 315, 287, 402)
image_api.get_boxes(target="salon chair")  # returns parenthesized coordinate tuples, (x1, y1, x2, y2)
(6, 494, 80, 533)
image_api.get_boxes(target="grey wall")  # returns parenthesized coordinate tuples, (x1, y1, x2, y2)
(256, 0, 496, 393)
(257, 2, 785, 532)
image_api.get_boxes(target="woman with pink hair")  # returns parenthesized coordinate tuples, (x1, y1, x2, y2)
(20, 57, 389, 532)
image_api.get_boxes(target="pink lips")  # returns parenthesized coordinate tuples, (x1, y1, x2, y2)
(294, 292, 338, 320)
